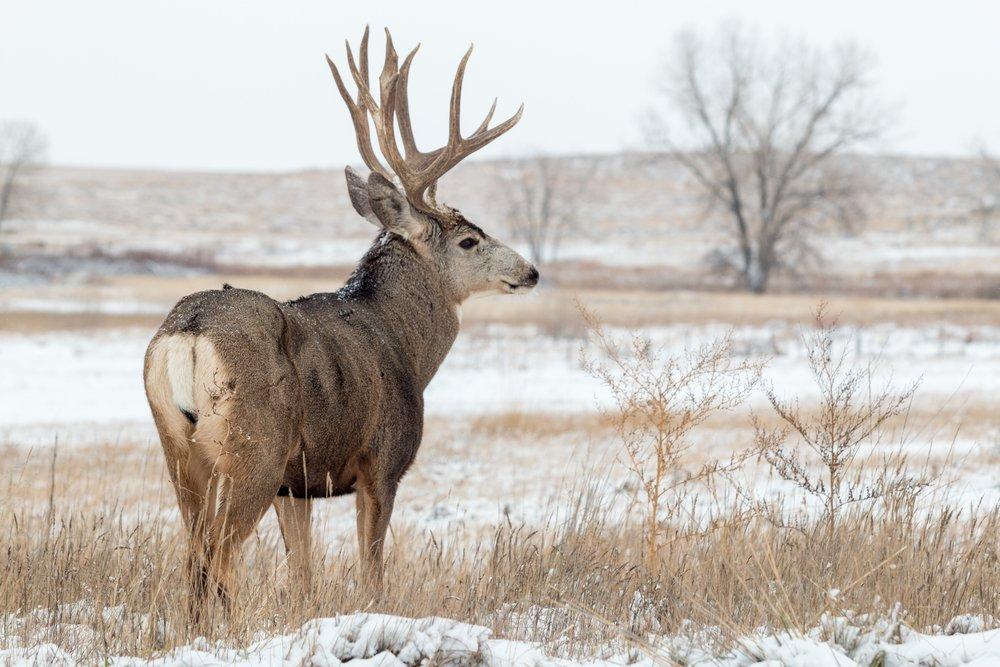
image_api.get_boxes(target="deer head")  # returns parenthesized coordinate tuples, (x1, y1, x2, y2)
(327, 27, 539, 300)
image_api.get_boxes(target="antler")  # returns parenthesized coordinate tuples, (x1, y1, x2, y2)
(326, 27, 523, 220)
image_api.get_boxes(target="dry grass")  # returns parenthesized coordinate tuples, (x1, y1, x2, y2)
(2, 314, 998, 663)
(467, 410, 613, 440)
(1, 440, 998, 663)
(1, 273, 997, 663)
(4, 280, 1000, 335)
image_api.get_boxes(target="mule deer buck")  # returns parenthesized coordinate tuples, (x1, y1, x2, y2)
(143, 27, 537, 606)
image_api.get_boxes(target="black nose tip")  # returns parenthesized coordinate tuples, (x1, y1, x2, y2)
(527, 266, 540, 285)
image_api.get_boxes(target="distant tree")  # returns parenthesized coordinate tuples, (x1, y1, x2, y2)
(0, 120, 47, 233)
(645, 24, 885, 293)
(973, 148, 1000, 242)
(498, 155, 593, 265)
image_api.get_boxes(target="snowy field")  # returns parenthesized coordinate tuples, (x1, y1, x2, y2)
(3, 299, 999, 663)
(1, 159, 999, 665)
(3, 302, 1000, 665)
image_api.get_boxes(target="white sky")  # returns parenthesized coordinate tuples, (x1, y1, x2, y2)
(3, 0, 999, 171)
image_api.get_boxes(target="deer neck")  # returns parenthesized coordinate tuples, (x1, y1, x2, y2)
(340, 233, 461, 388)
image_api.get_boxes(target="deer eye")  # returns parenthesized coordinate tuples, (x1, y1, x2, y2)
(459, 237, 479, 250)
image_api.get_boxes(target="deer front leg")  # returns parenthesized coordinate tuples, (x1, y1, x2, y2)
(355, 488, 369, 556)
(274, 496, 312, 593)
(356, 481, 396, 592)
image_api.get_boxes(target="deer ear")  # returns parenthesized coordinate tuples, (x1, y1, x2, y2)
(345, 166, 380, 227)
(366, 172, 427, 238)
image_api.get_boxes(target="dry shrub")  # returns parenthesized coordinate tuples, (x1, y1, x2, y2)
(581, 305, 763, 563)
(755, 306, 930, 535)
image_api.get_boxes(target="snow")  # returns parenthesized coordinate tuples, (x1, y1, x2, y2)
(878, 629, 1000, 666)
(8, 215, 999, 276)
(2, 320, 997, 524)
(0, 613, 491, 666)
(0, 297, 170, 315)
(2, 321, 998, 440)
(1, 609, 998, 666)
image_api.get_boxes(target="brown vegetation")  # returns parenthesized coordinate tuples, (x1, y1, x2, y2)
(1, 441, 997, 663)
(4, 280, 999, 336)
(2, 310, 996, 663)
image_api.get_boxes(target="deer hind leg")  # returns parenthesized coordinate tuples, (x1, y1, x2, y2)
(145, 335, 204, 532)
(185, 418, 293, 607)
(274, 496, 312, 593)
(183, 339, 298, 608)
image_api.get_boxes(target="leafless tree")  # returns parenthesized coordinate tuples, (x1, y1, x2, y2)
(972, 148, 1000, 242)
(645, 24, 886, 293)
(498, 155, 593, 265)
(0, 121, 47, 232)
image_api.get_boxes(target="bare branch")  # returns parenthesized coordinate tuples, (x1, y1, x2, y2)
(645, 24, 885, 292)
(0, 121, 48, 229)
(497, 155, 595, 264)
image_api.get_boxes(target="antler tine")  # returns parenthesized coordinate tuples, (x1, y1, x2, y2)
(328, 28, 523, 220)
(447, 45, 474, 145)
(326, 43, 391, 179)
(463, 102, 524, 150)
(345, 34, 379, 117)
(395, 43, 438, 167)
(358, 26, 370, 100)
(379, 28, 399, 99)
(472, 98, 498, 137)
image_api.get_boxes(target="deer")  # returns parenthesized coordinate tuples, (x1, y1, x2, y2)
(143, 27, 537, 608)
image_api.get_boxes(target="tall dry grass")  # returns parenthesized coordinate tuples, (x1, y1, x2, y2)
(2, 449, 998, 663)
(1, 311, 998, 662)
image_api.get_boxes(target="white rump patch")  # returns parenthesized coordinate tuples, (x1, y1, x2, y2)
(158, 334, 196, 415)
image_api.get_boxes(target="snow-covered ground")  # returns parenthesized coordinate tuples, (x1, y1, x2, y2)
(2, 607, 999, 666)
(1, 320, 997, 437)
(6, 218, 998, 278)
(2, 321, 998, 439)
(2, 318, 998, 534)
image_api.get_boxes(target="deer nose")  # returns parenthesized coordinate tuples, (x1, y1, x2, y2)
(526, 266, 540, 286)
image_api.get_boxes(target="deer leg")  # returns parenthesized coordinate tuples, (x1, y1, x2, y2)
(360, 482, 396, 591)
(174, 457, 213, 535)
(354, 488, 369, 557)
(200, 458, 283, 604)
(189, 407, 295, 608)
(148, 372, 212, 550)
(185, 468, 225, 614)
(153, 428, 218, 610)
(274, 496, 312, 593)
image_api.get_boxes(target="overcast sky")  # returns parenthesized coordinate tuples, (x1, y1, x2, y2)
(3, 0, 999, 171)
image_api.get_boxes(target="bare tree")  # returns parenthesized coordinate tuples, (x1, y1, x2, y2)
(645, 24, 885, 293)
(498, 155, 593, 265)
(0, 121, 47, 232)
(972, 147, 1000, 242)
